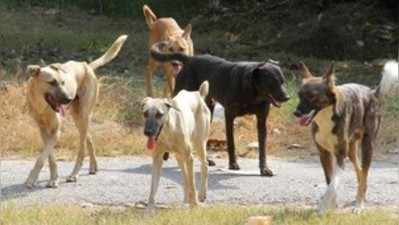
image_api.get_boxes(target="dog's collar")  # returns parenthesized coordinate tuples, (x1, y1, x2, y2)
(156, 124, 164, 141)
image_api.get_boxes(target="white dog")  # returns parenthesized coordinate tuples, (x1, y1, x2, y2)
(141, 81, 211, 208)
(379, 60, 399, 97)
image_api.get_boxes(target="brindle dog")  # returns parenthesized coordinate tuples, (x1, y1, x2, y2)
(150, 41, 290, 176)
(293, 62, 383, 214)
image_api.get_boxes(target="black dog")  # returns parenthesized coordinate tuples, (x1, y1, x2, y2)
(150, 42, 290, 176)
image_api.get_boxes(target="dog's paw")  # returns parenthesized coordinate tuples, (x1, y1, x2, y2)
(229, 162, 240, 170)
(260, 168, 274, 177)
(66, 176, 77, 183)
(317, 191, 337, 214)
(89, 167, 98, 175)
(46, 180, 59, 188)
(352, 207, 363, 214)
(25, 181, 36, 189)
(352, 202, 364, 214)
(199, 193, 207, 202)
(207, 159, 216, 167)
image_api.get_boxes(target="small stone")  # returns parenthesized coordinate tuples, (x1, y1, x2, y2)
(356, 40, 365, 47)
(288, 143, 303, 149)
(247, 142, 258, 151)
(245, 216, 273, 225)
(272, 128, 281, 135)
(81, 202, 94, 208)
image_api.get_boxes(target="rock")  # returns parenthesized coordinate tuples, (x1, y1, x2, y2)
(356, 40, 364, 47)
(288, 143, 303, 149)
(80, 202, 94, 208)
(247, 142, 258, 151)
(245, 216, 273, 225)
(272, 128, 281, 135)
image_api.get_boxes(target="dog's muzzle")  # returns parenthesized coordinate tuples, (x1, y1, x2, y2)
(44, 93, 73, 116)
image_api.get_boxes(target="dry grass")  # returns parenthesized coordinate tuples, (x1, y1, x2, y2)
(0, 71, 146, 158)
(1, 204, 398, 225)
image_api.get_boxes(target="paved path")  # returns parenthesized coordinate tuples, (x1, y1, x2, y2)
(1, 157, 398, 208)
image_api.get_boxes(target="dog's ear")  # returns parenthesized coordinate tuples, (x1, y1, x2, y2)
(26, 65, 41, 77)
(164, 98, 180, 112)
(299, 62, 313, 80)
(323, 63, 336, 91)
(141, 97, 152, 111)
(182, 24, 192, 40)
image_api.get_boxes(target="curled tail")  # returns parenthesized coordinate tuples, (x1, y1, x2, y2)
(378, 60, 399, 97)
(143, 5, 157, 29)
(150, 41, 190, 64)
(199, 81, 209, 99)
(89, 35, 128, 70)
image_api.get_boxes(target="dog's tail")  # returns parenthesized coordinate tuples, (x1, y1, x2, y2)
(143, 5, 157, 29)
(89, 35, 128, 70)
(199, 81, 209, 99)
(377, 60, 398, 97)
(150, 41, 191, 64)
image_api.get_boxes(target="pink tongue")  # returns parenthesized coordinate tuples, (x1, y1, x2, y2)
(146, 137, 157, 150)
(58, 105, 65, 117)
(297, 116, 309, 126)
(172, 65, 182, 77)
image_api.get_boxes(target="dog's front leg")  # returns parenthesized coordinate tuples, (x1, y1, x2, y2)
(145, 59, 158, 97)
(318, 155, 342, 214)
(225, 111, 239, 170)
(148, 153, 164, 208)
(26, 130, 58, 188)
(256, 105, 273, 176)
(46, 151, 59, 188)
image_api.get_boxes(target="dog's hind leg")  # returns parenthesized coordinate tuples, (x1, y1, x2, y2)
(185, 152, 198, 207)
(86, 135, 98, 175)
(176, 154, 189, 203)
(145, 59, 158, 97)
(26, 128, 58, 188)
(67, 108, 90, 182)
(205, 97, 216, 167)
(353, 132, 375, 213)
(148, 153, 164, 208)
(348, 139, 364, 213)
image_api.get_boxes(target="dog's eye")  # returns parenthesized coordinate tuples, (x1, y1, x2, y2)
(48, 80, 58, 86)
(143, 111, 149, 118)
(178, 47, 184, 52)
(155, 112, 163, 119)
(169, 47, 174, 52)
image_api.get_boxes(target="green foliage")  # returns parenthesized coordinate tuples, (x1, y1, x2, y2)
(0, 0, 204, 18)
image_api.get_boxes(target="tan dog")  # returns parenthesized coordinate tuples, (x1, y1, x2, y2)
(25, 35, 127, 188)
(143, 4, 193, 97)
(142, 81, 210, 208)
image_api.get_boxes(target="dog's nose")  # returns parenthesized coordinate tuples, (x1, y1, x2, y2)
(293, 110, 302, 117)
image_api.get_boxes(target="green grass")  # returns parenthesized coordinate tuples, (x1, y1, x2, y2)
(1, 204, 398, 225)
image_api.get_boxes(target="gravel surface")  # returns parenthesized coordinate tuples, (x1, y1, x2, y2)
(1, 156, 398, 208)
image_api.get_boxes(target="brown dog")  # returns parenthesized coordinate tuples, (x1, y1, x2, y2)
(143, 5, 193, 97)
(292, 62, 393, 214)
(25, 35, 127, 188)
